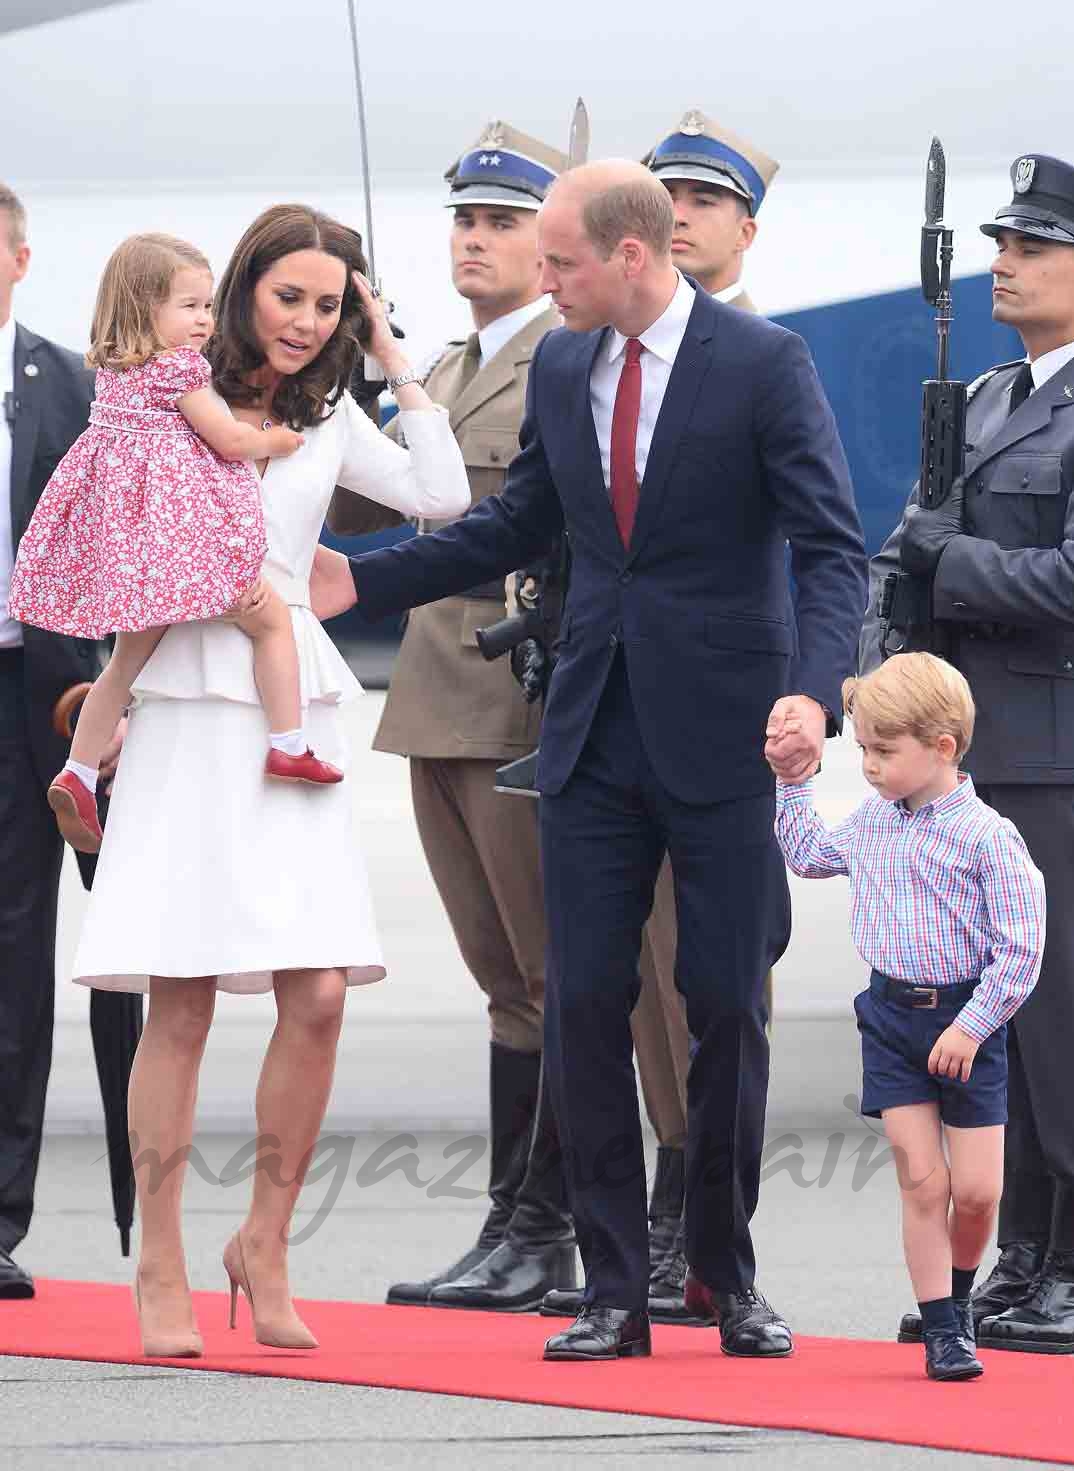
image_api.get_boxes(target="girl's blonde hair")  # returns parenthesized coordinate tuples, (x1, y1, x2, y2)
(842, 652, 975, 760)
(87, 233, 212, 371)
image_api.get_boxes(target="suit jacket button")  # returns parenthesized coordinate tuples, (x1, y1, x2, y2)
(619, 570, 632, 584)
(1064, 659, 1073, 672)
(490, 450, 501, 463)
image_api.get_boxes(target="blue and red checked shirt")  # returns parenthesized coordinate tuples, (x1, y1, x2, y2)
(775, 773, 1045, 1042)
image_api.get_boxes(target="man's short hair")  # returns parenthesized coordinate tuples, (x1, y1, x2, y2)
(842, 652, 975, 760)
(0, 184, 27, 250)
(581, 179, 674, 260)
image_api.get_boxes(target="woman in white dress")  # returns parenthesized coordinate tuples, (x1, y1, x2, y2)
(73, 205, 470, 1356)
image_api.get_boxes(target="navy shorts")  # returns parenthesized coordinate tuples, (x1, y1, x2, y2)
(854, 969, 1007, 1127)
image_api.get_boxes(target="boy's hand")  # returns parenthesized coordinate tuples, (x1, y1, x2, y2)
(928, 1024, 980, 1082)
(765, 695, 824, 783)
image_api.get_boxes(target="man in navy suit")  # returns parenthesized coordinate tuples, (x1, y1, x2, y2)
(343, 160, 867, 1360)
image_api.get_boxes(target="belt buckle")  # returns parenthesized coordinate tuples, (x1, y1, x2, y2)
(910, 986, 939, 1010)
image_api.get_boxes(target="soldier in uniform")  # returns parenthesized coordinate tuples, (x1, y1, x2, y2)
(329, 123, 577, 1312)
(862, 154, 1074, 1354)
(542, 110, 785, 1327)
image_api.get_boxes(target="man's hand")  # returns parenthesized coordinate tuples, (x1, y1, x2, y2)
(928, 1023, 980, 1083)
(310, 546, 358, 622)
(765, 695, 826, 783)
(98, 715, 127, 797)
(899, 477, 966, 578)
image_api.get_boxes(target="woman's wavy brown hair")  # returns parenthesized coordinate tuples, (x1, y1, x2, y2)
(87, 233, 212, 371)
(207, 204, 370, 430)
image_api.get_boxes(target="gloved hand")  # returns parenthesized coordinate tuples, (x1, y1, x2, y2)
(900, 477, 966, 578)
(510, 638, 547, 703)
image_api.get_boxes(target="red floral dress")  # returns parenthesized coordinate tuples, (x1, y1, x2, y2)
(8, 347, 267, 637)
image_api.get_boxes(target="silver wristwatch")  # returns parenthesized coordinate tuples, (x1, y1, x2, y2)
(387, 369, 424, 392)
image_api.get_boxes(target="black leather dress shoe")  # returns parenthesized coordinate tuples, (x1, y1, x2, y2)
(897, 1241, 1046, 1343)
(924, 1327, 983, 1380)
(543, 1306, 652, 1361)
(979, 1250, 1074, 1353)
(684, 1272, 793, 1357)
(0, 1247, 34, 1300)
(428, 1240, 577, 1312)
(386, 1242, 494, 1306)
(648, 1249, 716, 1326)
(539, 1286, 584, 1317)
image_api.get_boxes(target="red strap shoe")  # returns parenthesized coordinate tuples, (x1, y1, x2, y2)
(47, 770, 104, 853)
(264, 749, 344, 785)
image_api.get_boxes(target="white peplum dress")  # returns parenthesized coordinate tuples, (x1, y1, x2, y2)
(73, 394, 471, 994)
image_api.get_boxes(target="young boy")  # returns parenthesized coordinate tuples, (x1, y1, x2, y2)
(772, 652, 1045, 1380)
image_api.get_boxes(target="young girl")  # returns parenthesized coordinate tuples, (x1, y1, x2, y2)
(9, 233, 343, 854)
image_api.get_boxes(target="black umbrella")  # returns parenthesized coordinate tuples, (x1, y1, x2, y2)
(88, 988, 142, 1256)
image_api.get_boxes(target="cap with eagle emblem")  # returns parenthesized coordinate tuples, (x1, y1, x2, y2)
(444, 121, 567, 211)
(980, 154, 1074, 246)
(642, 108, 779, 216)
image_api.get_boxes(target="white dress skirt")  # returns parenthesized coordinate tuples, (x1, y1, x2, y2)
(73, 395, 471, 994)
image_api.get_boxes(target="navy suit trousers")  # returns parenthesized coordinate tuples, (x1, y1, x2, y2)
(538, 653, 790, 1309)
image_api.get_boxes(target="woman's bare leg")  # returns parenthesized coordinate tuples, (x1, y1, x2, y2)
(69, 629, 165, 770)
(231, 967, 346, 1339)
(883, 1102, 952, 1304)
(232, 586, 301, 736)
(128, 976, 217, 1351)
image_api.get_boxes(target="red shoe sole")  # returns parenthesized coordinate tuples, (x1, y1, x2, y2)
(47, 785, 102, 853)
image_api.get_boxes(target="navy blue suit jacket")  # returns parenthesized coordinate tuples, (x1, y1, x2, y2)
(353, 285, 866, 804)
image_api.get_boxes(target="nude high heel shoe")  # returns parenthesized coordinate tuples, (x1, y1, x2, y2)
(133, 1273, 203, 1359)
(223, 1231, 318, 1349)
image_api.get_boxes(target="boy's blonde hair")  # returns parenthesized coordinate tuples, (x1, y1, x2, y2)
(842, 652, 975, 760)
(87, 233, 211, 371)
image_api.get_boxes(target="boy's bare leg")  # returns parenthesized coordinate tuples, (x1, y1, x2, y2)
(946, 1124, 1004, 1272)
(883, 1103, 952, 1303)
(232, 586, 301, 737)
(69, 628, 166, 769)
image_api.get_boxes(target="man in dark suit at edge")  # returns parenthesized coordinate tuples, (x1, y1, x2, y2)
(0, 182, 119, 1299)
(337, 160, 867, 1361)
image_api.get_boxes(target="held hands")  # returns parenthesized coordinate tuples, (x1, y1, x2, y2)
(899, 476, 966, 578)
(264, 426, 304, 459)
(764, 695, 826, 783)
(928, 1023, 980, 1083)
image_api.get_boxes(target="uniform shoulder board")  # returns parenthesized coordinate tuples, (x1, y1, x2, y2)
(967, 359, 1023, 401)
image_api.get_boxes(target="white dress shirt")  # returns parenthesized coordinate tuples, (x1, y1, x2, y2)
(589, 271, 696, 490)
(713, 281, 746, 304)
(477, 296, 551, 369)
(0, 314, 20, 648)
(1029, 339, 1074, 391)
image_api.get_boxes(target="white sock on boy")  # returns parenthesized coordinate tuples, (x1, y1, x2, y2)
(63, 759, 99, 795)
(269, 729, 307, 758)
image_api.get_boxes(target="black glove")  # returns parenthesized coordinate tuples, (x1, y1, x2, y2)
(900, 476, 966, 578)
(510, 638, 548, 704)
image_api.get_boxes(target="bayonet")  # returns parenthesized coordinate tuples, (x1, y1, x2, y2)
(924, 135, 946, 227)
(567, 97, 590, 170)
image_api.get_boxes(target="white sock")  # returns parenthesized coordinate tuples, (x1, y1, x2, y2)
(269, 729, 307, 757)
(64, 759, 99, 795)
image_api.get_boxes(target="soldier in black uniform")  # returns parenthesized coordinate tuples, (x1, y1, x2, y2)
(862, 154, 1074, 1354)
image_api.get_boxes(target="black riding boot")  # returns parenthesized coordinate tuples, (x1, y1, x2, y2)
(430, 1060, 577, 1310)
(646, 1147, 710, 1325)
(386, 1042, 540, 1305)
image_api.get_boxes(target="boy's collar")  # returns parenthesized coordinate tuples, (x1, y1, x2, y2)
(898, 771, 973, 820)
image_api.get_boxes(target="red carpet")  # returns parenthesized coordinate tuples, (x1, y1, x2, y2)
(3, 1280, 1072, 1462)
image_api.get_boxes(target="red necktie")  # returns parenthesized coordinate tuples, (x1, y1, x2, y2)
(609, 337, 643, 547)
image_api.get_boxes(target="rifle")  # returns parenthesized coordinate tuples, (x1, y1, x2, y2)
(877, 137, 967, 657)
